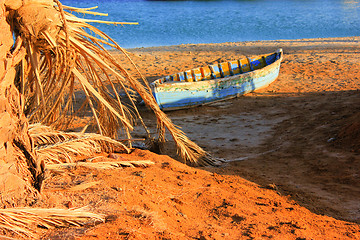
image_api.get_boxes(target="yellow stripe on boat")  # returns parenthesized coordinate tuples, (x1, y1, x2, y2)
(171, 74, 180, 81)
(228, 60, 240, 75)
(192, 68, 202, 81)
(219, 62, 231, 77)
(184, 70, 194, 82)
(200, 66, 212, 80)
(251, 56, 267, 70)
(239, 58, 251, 73)
(209, 64, 221, 78)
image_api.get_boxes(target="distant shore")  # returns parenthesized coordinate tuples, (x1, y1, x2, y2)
(127, 36, 360, 53)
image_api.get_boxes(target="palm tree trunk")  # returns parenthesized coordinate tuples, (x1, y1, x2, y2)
(0, 1, 44, 207)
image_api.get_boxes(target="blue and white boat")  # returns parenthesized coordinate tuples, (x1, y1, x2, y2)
(151, 49, 283, 111)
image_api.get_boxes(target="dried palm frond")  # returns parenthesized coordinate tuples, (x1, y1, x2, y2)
(12, 0, 215, 165)
(0, 207, 104, 239)
(35, 133, 130, 164)
(29, 123, 82, 146)
(30, 124, 130, 164)
(46, 160, 155, 170)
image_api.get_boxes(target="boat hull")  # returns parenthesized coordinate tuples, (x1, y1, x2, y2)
(151, 50, 282, 111)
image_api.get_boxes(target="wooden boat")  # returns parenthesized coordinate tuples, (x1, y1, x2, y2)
(150, 49, 283, 110)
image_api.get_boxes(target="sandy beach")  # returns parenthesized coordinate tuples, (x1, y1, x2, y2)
(39, 37, 360, 239)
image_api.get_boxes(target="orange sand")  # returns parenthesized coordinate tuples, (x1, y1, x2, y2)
(40, 37, 360, 239)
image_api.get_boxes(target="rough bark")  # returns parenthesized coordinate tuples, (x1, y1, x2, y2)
(0, 0, 43, 207)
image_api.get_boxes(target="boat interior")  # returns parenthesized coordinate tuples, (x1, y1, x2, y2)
(157, 51, 280, 84)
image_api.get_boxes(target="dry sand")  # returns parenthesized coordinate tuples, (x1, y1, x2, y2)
(39, 37, 360, 239)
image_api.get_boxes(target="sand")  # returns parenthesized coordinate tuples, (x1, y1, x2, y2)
(39, 37, 360, 239)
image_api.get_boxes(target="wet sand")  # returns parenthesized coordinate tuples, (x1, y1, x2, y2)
(40, 37, 360, 239)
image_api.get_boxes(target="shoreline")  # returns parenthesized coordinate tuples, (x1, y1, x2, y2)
(126, 36, 360, 52)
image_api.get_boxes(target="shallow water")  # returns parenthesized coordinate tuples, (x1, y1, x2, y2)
(62, 0, 360, 48)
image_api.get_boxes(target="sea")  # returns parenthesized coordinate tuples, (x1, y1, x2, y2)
(61, 0, 360, 49)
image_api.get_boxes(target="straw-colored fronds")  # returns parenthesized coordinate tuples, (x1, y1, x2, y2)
(29, 123, 82, 146)
(0, 207, 104, 239)
(10, 0, 214, 165)
(29, 124, 130, 164)
(46, 160, 155, 171)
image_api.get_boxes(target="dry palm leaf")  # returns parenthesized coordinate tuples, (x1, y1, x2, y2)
(30, 123, 130, 164)
(46, 160, 155, 170)
(34, 134, 130, 164)
(12, 0, 215, 165)
(0, 207, 104, 239)
(29, 123, 82, 146)
(29, 123, 154, 167)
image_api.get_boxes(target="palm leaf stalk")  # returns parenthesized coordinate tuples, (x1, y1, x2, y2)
(12, 0, 215, 165)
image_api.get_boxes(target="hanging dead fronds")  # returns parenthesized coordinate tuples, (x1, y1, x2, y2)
(11, 0, 215, 165)
(13, 1, 137, 137)
(0, 207, 104, 239)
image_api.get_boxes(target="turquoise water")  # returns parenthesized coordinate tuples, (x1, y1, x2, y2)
(61, 0, 360, 48)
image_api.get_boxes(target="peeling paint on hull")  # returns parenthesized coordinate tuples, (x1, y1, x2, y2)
(151, 49, 283, 111)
